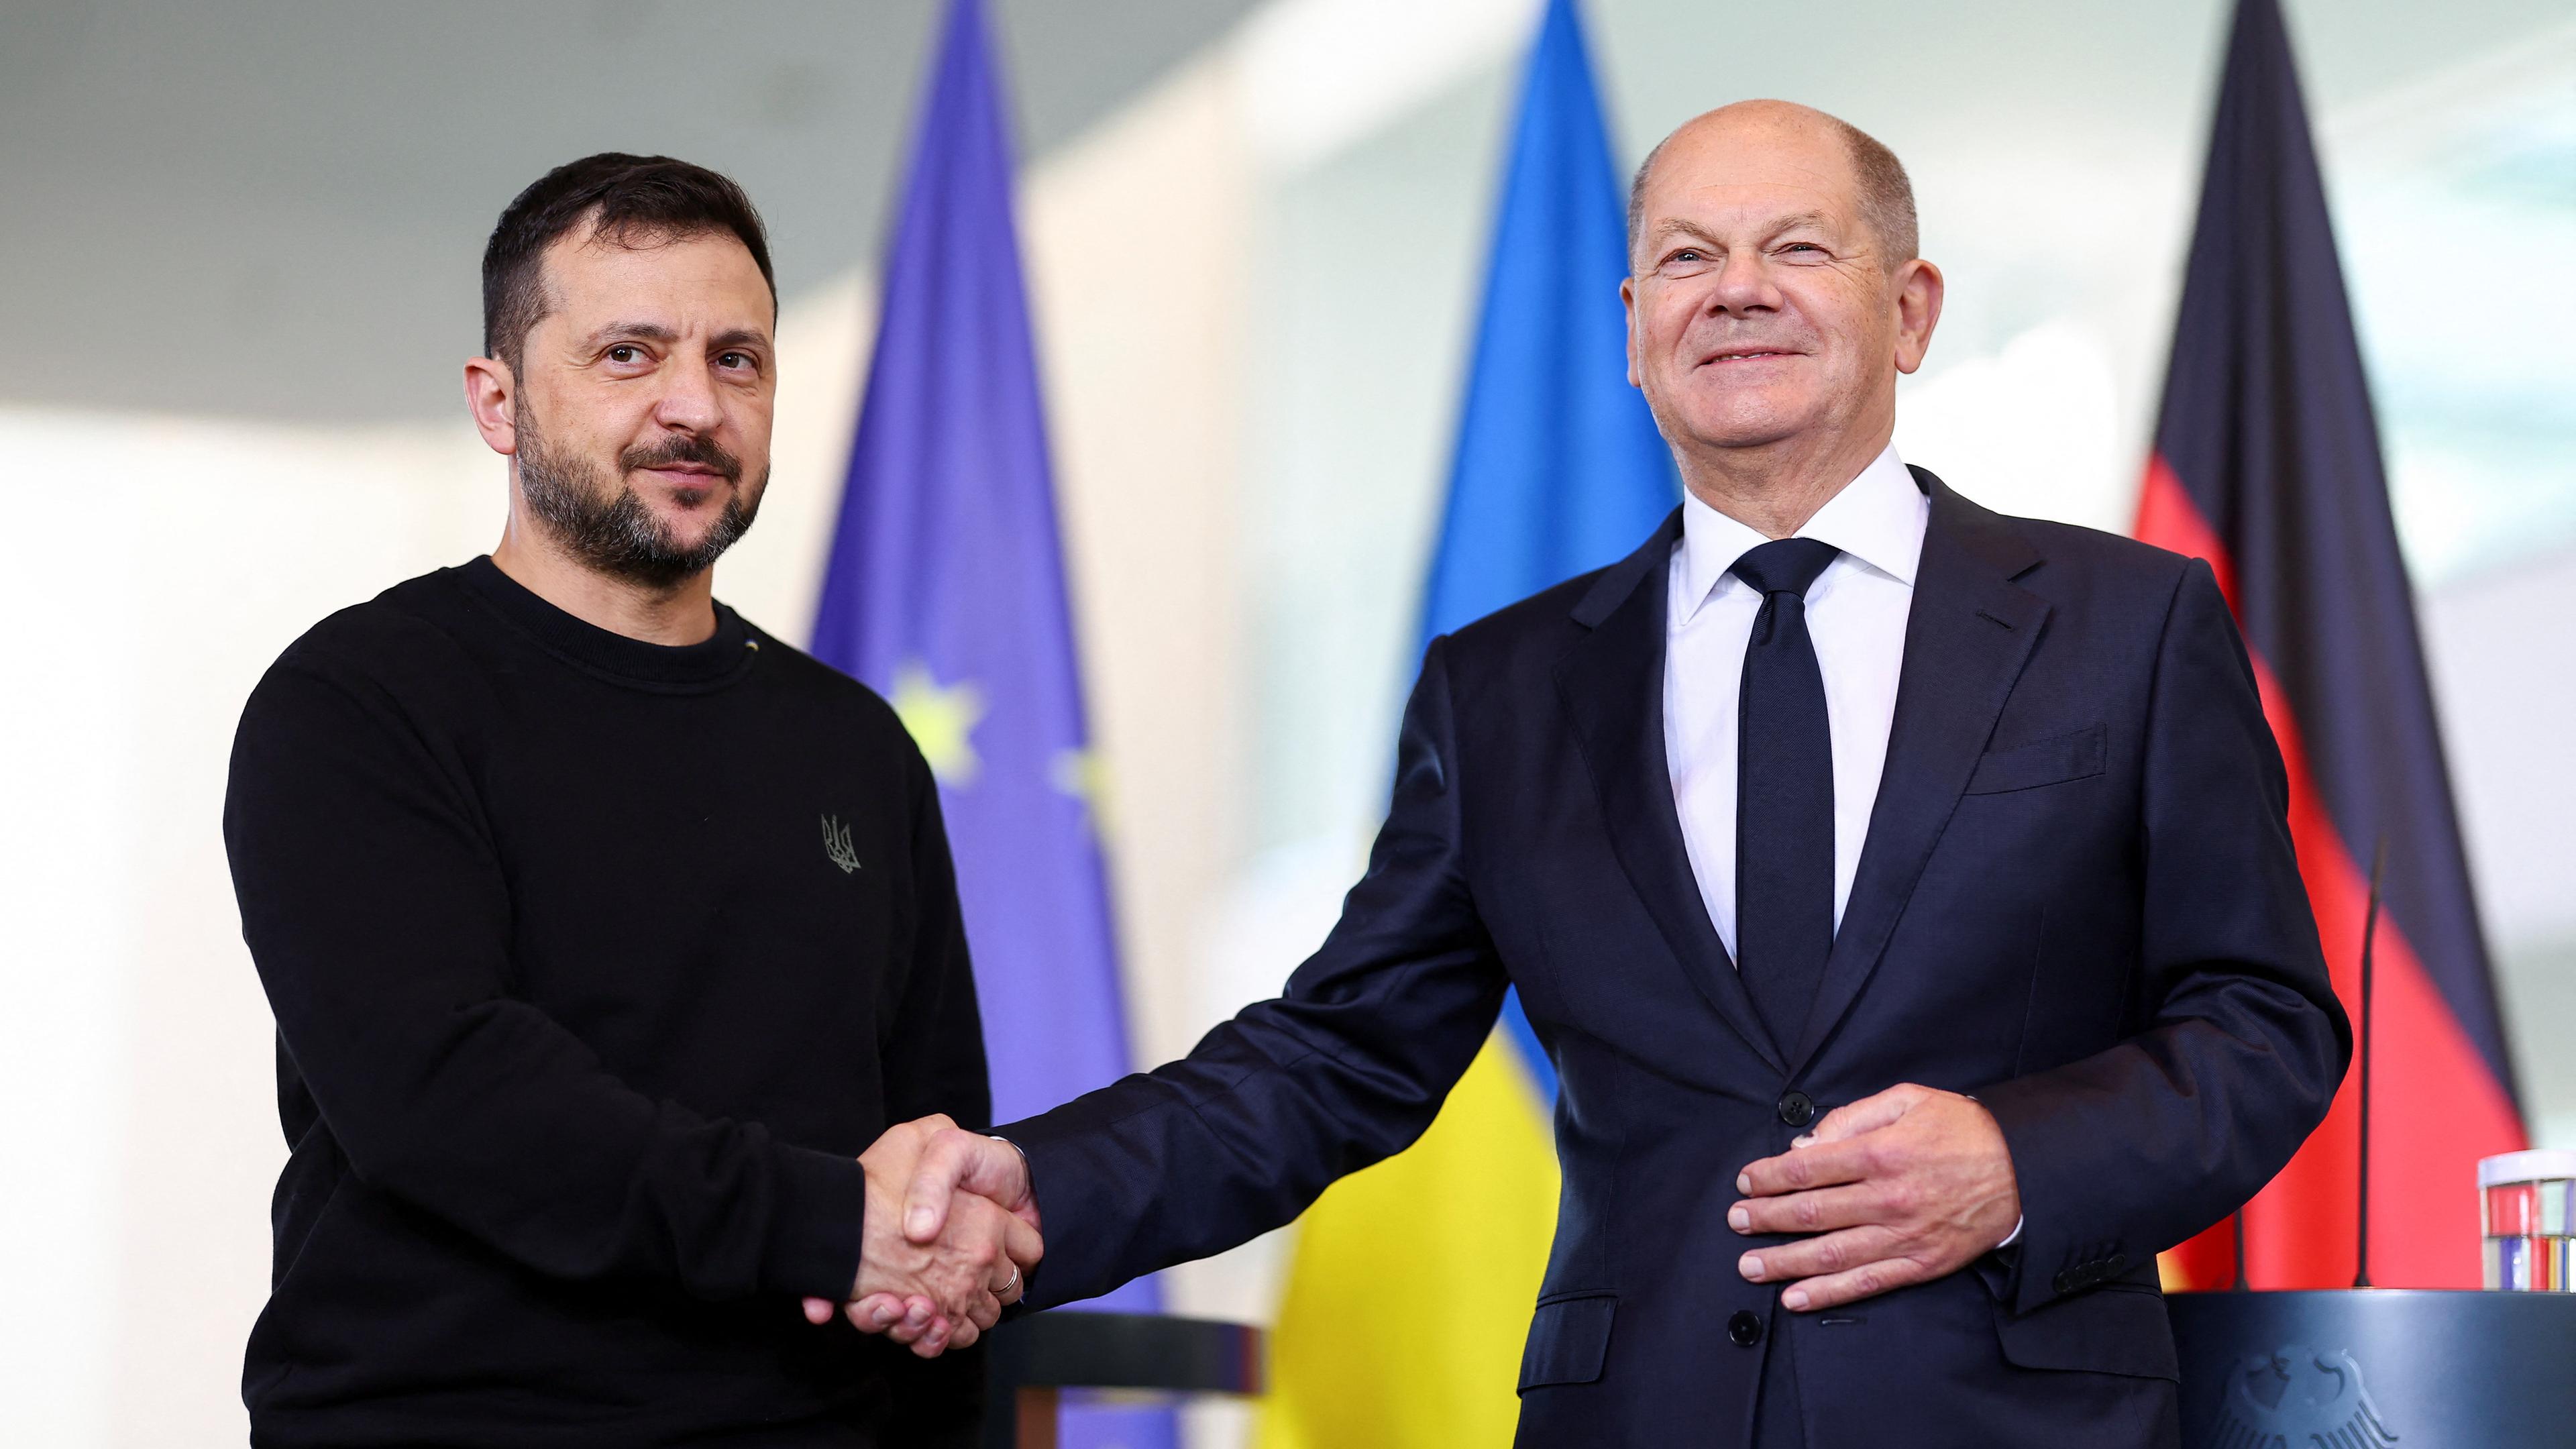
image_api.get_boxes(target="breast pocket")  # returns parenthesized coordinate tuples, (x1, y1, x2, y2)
(1964, 723, 2107, 796)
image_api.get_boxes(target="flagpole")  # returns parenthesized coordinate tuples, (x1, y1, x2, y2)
(2354, 835, 2386, 1290)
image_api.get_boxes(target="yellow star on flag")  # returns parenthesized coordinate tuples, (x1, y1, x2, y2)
(1051, 747, 1114, 835)
(890, 661, 985, 787)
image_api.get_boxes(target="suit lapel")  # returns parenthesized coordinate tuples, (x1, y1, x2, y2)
(1556, 513, 1786, 1073)
(1787, 470, 2051, 1073)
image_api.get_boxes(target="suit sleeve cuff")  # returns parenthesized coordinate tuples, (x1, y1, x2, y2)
(994, 1108, 1134, 1311)
(761, 1144, 870, 1300)
(1978, 1078, 2143, 1313)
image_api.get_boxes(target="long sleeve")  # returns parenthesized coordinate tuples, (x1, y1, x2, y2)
(872, 747, 997, 1439)
(1977, 559, 2352, 1313)
(1002, 637, 1511, 1307)
(882, 749, 991, 1130)
(224, 652, 868, 1303)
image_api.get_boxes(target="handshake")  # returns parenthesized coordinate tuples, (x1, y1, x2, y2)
(798, 1115, 1043, 1357)
(796, 1083, 2027, 1354)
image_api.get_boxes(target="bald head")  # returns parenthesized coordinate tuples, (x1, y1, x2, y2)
(1627, 102, 1916, 270)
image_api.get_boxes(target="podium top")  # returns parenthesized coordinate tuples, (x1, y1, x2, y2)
(2167, 1287, 2576, 1446)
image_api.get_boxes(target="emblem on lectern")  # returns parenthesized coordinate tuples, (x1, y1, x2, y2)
(2207, 1344, 2399, 1447)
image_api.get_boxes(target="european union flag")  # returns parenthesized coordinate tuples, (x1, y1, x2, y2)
(809, 16, 1169, 1449)
(1419, 0, 1678, 1105)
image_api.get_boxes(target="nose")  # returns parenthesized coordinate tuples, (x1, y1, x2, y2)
(652, 353, 723, 434)
(1705, 247, 1780, 317)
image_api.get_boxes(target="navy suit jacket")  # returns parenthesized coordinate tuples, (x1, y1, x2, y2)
(1003, 472, 2349, 1448)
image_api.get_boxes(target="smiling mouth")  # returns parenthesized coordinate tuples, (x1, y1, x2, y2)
(638, 464, 730, 483)
(1701, 349, 1801, 365)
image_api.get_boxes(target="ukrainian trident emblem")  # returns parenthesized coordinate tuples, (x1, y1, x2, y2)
(821, 814, 861, 875)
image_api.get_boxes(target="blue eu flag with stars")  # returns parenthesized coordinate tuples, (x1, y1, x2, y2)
(808, 5, 1171, 1444)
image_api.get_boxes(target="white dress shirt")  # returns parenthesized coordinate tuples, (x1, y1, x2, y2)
(1663, 445, 2023, 1246)
(1664, 442, 1927, 961)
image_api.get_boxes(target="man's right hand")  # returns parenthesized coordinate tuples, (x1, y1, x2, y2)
(802, 1116, 1040, 1356)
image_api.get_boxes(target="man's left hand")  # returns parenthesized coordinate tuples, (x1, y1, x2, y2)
(1730, 1083, 2020, 1311)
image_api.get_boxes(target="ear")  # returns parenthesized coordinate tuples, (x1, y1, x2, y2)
(464, 356, 521, 457)
(1890, 258, 1944, 375)
(1621, 276, 1643, 389)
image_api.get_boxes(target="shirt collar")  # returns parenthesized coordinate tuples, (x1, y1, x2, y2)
(1676, 443, 1928, 620)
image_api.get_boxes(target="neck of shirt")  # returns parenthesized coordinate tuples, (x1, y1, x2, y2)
(1675, 444, 1929, 621)
(453, 555, 758, 692)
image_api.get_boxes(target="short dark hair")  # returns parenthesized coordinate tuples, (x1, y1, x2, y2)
(481, 154, 775, 369)
(1625, 114, 1917, 270)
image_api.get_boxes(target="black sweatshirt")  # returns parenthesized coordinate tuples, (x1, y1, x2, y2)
(223, 557, 988, 1447)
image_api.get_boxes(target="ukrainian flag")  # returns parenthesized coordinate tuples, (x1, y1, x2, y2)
(1256, 2, 1676, 1442)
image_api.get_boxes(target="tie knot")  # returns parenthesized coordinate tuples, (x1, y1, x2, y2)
(1728, 537, 1841, 598)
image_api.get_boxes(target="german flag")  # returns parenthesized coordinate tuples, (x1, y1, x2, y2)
(2141, 0, 2525, 1290)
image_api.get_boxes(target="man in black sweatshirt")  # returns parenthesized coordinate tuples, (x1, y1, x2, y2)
(222, 154, 1033, 1448)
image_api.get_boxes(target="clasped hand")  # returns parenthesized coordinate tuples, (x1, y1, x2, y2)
(799, 1114, 1040, 1357)
(1729, 1083, 2021, 1311)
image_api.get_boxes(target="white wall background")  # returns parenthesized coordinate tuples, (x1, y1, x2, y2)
(4, 1, 2571, 1444)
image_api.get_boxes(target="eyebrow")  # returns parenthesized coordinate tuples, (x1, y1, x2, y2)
(1650, 219, 1723, 249)
(1648, 211, 1839, 250)
(580, 321, 772, 353)
(584, 321, 680, 347)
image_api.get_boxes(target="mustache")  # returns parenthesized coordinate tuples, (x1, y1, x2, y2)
(621, 433, 743, 483)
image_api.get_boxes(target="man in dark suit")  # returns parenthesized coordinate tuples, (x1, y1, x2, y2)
(849, 101, 2349, 1447)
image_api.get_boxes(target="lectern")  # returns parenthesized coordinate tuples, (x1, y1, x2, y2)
(978, 1312, 1265, 1449)
(2169, 1289, 2576, 1444)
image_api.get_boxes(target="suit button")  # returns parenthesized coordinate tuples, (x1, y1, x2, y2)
(2052, 1269, 2079, 1295)
(1777, 1091, 1816, 1128)
(1727, 1309, 1764, 1347)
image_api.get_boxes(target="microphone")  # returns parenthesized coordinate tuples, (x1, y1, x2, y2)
(2353, 835, 2387, 1291)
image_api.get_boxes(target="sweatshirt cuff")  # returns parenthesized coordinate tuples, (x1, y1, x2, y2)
(762, 1144, 871, 1300)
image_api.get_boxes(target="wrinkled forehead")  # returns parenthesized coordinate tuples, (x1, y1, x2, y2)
(1644, 122, 1864, 234)
(538, 224, 777, 327)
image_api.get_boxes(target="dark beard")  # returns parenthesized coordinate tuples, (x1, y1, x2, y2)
(514, 403, 764, 589)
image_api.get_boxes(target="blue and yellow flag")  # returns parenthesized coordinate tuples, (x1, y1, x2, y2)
(1258, 1, 1675, 1442)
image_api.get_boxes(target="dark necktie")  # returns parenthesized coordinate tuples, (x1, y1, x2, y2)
(1730, 538, 1841, 1054)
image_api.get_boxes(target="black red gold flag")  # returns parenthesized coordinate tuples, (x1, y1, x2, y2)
(2140, 0, 2524, 1290)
